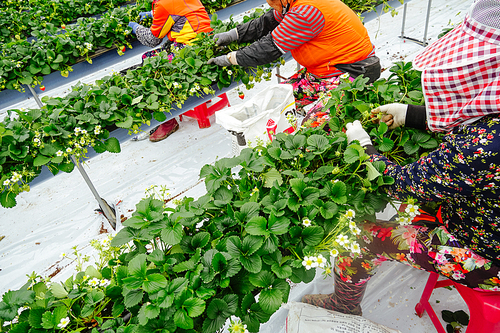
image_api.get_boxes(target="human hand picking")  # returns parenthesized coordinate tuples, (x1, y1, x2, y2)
(139, 11, 153, 21)
(128, 22, 140, 35)
(207, 54, 232, 67)
(346, 120, 372, 147)
(213, 29, 238, 47)
(371, 103, 408, 130)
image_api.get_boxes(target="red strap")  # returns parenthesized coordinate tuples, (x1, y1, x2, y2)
(400, 204, 444, 224)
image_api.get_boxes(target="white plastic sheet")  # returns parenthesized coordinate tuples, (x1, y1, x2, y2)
(284, 302, 401, 333)
(0, 1, 474, 332)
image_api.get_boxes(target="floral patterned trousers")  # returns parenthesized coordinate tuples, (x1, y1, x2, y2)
(335, 219, 500, 291)
(141, 42, 184, 64)
(281, 67, 341, 112)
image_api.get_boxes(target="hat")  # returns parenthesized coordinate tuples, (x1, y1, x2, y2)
(414, 0, 500, 70)
(412, 0, 500, 133)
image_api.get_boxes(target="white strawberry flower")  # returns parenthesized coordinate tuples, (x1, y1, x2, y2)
(345, 209, 355, 219)
(99, 279, 110, 287)
(397, 216, 412, 226)
(88, 277, 100, 287)
(405, 204, 419, 217)
(350, 242, 361, 254)
(57, 317, 70, 329)
(315, 254, 326, 268)
(302, 256, 318, 270)
(336, 234, 349, 246)
(351, 226, 361, 236)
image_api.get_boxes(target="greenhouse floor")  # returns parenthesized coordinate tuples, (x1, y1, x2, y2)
(0, 0, 475, 332)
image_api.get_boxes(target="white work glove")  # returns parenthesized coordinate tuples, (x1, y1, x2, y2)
(346, 120, 372, 147)
(371, 103, 408, 130)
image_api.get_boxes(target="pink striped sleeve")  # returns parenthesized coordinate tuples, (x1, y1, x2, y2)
(271, 5, 325, 53)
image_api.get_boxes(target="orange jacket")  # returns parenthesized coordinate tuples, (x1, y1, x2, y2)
(290, 0, 373, 78)
(150, 0, 212, 44)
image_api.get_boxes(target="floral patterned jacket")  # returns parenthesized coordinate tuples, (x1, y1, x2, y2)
(371, 115, 500, 266)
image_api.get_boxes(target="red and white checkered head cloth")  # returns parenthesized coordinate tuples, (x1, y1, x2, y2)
(413, 0, 500, 132)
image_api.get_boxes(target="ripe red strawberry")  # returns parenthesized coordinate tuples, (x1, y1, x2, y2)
(238, 92, 245, 100)
(121, 46, 126, 53)
(61, 24, 66, 29)
(40, 85, 46, 91)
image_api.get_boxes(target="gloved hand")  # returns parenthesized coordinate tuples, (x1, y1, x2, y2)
(139, 11, 153, 21)
(371, 103, 408, 130)
(207, 54, 232, 67)
(213, 28, 238, 47)
(346, 120, 372, 147)
(128, 21, 140, 35)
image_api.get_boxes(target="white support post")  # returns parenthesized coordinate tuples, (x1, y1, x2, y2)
(399, 0, 433, 47)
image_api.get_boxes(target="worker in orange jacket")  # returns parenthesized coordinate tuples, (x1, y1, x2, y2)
(128, 0, 212, 142)
(209, 0, 380, 113)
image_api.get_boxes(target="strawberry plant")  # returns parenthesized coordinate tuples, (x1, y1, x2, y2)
(0, 0, 134, 43)
(201, 0, 235, 14)
(315, 61, 442, 166)
(0, 119, 398, 333)
(0, 3, 150, 92)
(0, 0, 250, 93)
(0, 11, 280, 209)
(442, 309, 469, 333)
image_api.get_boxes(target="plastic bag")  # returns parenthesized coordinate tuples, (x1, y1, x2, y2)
(285, 302, 401, 333)
(215, 84, 298, 155)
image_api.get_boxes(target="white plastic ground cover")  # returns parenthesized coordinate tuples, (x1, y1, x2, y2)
(284, 302, 401, 333)
(0, 0, 474, 332)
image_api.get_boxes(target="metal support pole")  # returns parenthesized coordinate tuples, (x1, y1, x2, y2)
(422, 0, 433, 47)
(26, 84, 116, 229)
(400, 2, 408, 39)
(399, 0, 432, 47)
(276, 66, 281, 83)
(26, 85, 44, 108)
(70, 156, 116, 230)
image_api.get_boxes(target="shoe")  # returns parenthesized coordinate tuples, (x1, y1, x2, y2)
(149, 119, 179, 142)
(301, 273, 367, 315)
(131, 125, 160, 141)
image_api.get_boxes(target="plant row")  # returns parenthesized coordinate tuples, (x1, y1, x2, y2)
(0, 0, 131, 43)
(201, 0, 237, 14)
(0, 9, 278, 209)
(0, 58, 443, 333)
(0, 0, 239, 44)
(0, 0, 245, 93)
(0, 1, 151, 92)
(0, 0, 402, 93)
